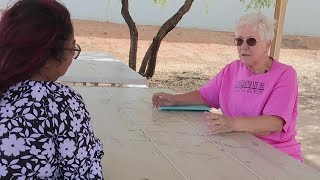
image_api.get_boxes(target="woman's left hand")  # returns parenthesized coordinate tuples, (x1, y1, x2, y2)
(204, 112, 235, 135)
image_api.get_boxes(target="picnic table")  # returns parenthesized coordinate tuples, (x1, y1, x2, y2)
(74, 86, 320, 180)
(59, 52, 148, 86)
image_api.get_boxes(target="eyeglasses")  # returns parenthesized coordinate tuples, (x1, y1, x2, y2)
(64, 44, 81, 59)
(234, 37, 258, 46)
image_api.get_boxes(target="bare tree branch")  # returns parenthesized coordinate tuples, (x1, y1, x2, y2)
(139, 0, 194, 78)
(121, 0, 138, 70)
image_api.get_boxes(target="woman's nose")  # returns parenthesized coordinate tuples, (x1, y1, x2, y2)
(240, 42, 250, 49)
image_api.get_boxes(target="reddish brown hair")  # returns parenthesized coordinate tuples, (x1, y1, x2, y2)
(0, 0, 73, 94)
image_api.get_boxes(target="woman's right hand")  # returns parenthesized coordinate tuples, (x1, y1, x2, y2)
(152, 92, 176, 108)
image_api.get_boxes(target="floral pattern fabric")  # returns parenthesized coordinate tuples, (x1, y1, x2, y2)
(0, 80, 104, 179)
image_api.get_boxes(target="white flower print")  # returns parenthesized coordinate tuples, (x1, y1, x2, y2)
(38, 164, 55, 177)
(0, 104, 16, 118)
(78, 108, 86, 120)
(67, 97, 79, 110)
(0, 134, 26, 156)
(0, 124, 8, 137)
(61, 86, 70, 96)
(30, 145, 41, 155)
(91, 162, 102, 176)
(3, 91, 12, 99)
(42, 139, 55, 158)
(60, 112, 67, 121)
(79, 165, 89, 175)
(16, 176, 26, 180)
(89, 148, 95, 160)
(88, 121, 94, 134)
(28, 81, 35, 86)
(0, 81, 104, 179)
(76, 147, 88, 160)
(50, 84, 57, 91)
(71, 117, 82, 132)
(48, 99, 59, 115)
(31, 85, 47, 101)
(59, 139, 76, 158)
(95, 141, 104, 152)
(0, 163, 8, 178)
(12, 82, 22, 91)
(0, 100, 8, 106)
(14, 98, 28, 107)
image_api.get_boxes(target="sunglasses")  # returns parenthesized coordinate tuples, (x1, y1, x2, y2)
(234, 37, 258, 46)
(64, 44, 81, 59)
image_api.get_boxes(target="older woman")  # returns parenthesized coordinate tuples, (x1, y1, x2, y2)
(152, 13, 302, 161)
(0, 0, 103, 179)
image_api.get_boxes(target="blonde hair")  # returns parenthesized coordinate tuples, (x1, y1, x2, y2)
(235, 13, 276, 41)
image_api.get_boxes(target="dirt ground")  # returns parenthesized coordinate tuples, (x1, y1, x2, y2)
(73, 20, 320, 170)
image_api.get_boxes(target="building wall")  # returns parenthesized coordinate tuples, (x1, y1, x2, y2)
(1, 0, 319, 37)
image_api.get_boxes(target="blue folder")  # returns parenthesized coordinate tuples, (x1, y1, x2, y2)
(159, 105, 211, 111)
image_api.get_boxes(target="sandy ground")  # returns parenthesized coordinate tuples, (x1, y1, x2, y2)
(73, 20, 320, 170)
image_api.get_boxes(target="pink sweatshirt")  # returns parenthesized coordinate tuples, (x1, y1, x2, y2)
(198, 59, 302, 161)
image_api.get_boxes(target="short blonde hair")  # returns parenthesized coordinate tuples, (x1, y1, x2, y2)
(235, 13, 276, 41)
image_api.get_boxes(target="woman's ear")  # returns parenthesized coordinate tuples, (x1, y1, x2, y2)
(43, 58, 60, 69)
(42, 61, 53, 70)
(264, 41, 272, 56)
(264, 40, 272, 53)
(267, 40, 272, 49)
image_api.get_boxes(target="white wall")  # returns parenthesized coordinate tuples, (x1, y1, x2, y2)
(1, 0, 319, 37)
(61, 0, 109, 21)
(105, 0, 274, 32)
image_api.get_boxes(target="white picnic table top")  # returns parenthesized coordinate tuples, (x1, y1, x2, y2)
(73, 86, 320, 180)
(59, 52, 148, 85)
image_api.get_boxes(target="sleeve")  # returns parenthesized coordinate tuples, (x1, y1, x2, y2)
(263, 67, 298, 132)
(57, 88, 104, 179)
(198, 66, 227, 109)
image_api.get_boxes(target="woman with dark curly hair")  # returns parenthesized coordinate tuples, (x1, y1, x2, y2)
(0, 0, 104, 179)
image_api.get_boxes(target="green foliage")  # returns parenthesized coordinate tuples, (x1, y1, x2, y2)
(204, 0, 214, 14)
(240, 0, 275, 11)
(152, 0, 275, 12)
(153, 0, 168, 7)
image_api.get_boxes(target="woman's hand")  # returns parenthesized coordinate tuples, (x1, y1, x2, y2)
(152, 92, 176, 108)
(204, 112, 235, 135)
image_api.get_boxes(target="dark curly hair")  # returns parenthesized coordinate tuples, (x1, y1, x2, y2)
(0, 0, 73, 94)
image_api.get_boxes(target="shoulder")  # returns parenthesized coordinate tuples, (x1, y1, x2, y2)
(43, 82, 82, 100)
(226, 59, 241, 67)
(21, 80, 85, 104)
(269, 61, 298, 89)
(218, 59, 242, 75)
(272, 60, 297, 78)
(223, 59, 242, 70)
(55, 83, 83, 100)
(47, 83, 89, 122)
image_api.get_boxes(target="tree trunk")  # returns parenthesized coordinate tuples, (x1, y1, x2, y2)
(139, 0, 194, 78)
(121, 0, 138, 70)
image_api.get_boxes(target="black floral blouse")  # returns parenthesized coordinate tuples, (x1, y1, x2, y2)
(0, 80, 104, 179)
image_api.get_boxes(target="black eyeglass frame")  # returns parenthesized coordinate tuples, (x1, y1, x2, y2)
(64, 44, 81, 59)
(234, 37, 259, 47)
